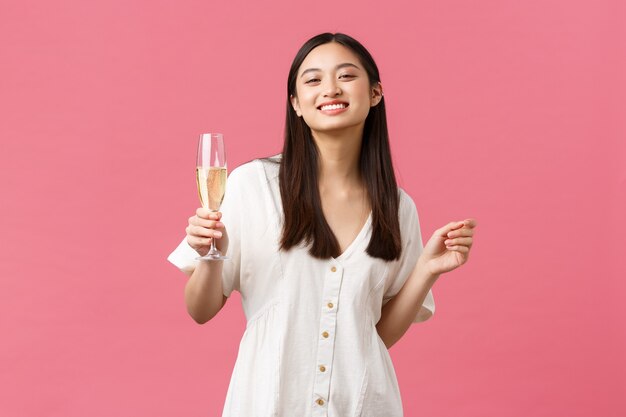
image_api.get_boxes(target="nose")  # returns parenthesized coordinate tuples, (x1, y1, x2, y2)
(322, 79, 342, 97)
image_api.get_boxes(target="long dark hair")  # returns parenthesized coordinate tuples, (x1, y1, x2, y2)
(279, 32, 401, 261)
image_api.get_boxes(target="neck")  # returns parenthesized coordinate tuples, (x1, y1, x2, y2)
(311, 124, 364, 187)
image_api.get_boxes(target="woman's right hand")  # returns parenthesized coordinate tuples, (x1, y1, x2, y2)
(186, 208, 229, 257)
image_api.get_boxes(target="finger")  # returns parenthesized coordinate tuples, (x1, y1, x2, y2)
(188, 214, 224, 229)
(195, 218, 225, 230)
(447, 228, 474, 238)
(462, 218, 478, 228)
(198, 237, 213, 246)
(437, 221, 466, 237)
(444, 237, 472, 246)
(187, 235, 213, 248)
(196, 208, 222, 220)
(188, 225, 223, 239)
(444, 219, 478, 238)
(445, 245, 469, 253)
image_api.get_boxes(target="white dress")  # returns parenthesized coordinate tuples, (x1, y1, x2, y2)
(167, 156, 435, 417)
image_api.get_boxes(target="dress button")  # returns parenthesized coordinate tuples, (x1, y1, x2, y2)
(319, 365, 326, 372)
(327, 302, 334, 309)
(317, 398, 325, 406)
(322, 331, 329, 338)
(330, 266, 337, 272)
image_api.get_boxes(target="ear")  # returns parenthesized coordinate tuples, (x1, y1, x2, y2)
(370, 82, 383, 107)
(290, 94, 302, 117)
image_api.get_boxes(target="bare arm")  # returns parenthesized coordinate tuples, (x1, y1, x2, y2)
(376, 218, 477, 349)
(376, 260, 439, 349)
(184, 261, 228, 324)
(183, 208, 230, 324)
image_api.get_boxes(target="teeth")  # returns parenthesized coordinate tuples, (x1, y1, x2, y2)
(320, 103, 347, 111)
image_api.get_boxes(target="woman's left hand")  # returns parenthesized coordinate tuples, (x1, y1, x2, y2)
(418, 218, 477, 276)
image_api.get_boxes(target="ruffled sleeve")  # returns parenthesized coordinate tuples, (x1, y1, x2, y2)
(166, 165, 244, 298)
(381, 190, 435, 323)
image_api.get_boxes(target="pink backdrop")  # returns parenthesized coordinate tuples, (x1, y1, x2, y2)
(1, 0, 624, 416)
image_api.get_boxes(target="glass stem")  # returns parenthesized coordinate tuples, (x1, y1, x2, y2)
(208, 209, 219, 256)
(210, 234, 218, 255)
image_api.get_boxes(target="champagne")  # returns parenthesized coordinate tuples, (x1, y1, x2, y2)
(196, 166, 227, 210)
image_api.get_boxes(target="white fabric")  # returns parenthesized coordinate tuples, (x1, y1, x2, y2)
(167, 156, 435, 417)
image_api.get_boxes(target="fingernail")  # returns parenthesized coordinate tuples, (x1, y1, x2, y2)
(214, 231, 222, 238)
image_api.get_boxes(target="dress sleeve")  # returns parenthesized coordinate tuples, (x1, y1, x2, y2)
(381, 190, 435, 323)
(166, 166, 243, 298)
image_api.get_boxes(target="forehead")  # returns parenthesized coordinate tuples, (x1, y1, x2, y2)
(298, 42, 362, 74)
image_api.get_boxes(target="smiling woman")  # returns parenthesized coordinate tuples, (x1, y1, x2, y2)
(168, 32, 453, 417)
(293, 57, 375, 133)
(282, 35, 394, 261)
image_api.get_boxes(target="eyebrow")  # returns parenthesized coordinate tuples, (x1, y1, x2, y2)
(300, 63, 361, 78)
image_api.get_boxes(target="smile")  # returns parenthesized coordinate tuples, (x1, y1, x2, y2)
(319, 103, 347, 111)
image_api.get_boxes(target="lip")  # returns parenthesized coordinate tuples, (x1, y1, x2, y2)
(317, 100, 349, 114)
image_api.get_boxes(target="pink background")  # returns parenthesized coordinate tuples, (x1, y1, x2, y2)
(1, 0, 624, 416)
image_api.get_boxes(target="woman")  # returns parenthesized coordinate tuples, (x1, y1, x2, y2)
(168, 32, 477, 417)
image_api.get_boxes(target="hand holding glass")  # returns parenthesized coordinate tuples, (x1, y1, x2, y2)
(196, 133, 229, 260)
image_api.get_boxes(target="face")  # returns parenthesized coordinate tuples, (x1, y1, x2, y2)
(290, 42, 383, 136)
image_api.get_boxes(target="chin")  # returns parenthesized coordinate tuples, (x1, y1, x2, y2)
(307, 118, 364, 133)
(309, 123, 365, 137)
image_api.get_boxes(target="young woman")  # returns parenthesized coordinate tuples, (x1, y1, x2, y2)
(168, 32, 477, 417)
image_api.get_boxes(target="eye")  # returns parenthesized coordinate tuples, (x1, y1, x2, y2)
(305, 78, 321, 84)
(339, 74, 356, 80)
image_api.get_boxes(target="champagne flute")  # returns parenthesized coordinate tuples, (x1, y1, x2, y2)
(196, 133, 229, 261)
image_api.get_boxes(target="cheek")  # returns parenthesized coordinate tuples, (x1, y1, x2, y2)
(351, 84, 375, 108)
(353, 93, 374, 116)
(298, 92, 317, 111)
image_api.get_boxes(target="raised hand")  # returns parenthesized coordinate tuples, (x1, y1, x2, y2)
(418, 218, 477, 276)
(186, 208, 229, 257)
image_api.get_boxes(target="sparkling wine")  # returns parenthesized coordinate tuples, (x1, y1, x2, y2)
(196, 166, 227, 210)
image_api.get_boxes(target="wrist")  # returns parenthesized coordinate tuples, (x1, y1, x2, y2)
(416, 258, 440, 284)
